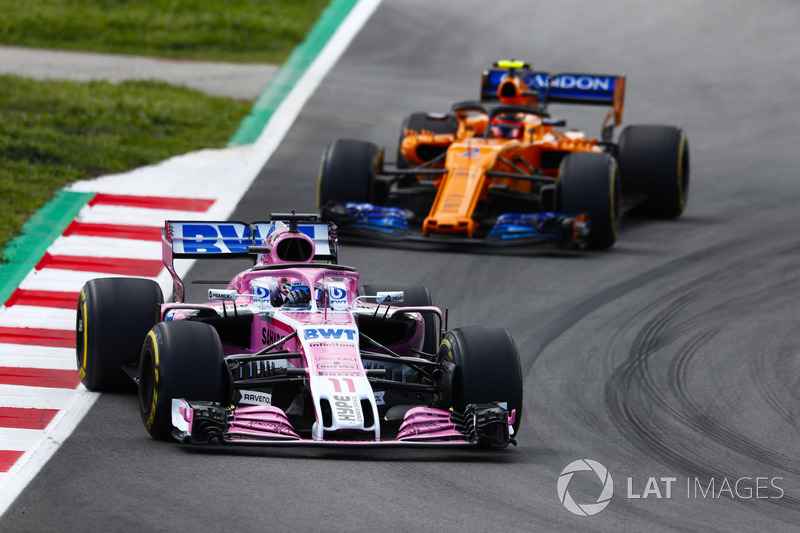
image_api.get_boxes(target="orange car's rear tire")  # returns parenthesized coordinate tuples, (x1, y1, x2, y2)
(557, 152, 621, 250)
(318, 139, 385, 208)
(617, 125, 690, 218)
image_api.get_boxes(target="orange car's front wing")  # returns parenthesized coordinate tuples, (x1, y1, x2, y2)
(320, 203, 589, 250)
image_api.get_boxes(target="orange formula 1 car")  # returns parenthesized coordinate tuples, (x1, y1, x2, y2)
(318, 60, 689, 250)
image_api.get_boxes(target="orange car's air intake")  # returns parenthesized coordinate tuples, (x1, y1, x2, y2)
(497, 76, 538, 107)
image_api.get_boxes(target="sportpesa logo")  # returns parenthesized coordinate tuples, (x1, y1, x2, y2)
(557, 459, 614, 516)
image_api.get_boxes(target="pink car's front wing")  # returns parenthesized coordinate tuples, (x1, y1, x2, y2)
(172, 400, 516, 448)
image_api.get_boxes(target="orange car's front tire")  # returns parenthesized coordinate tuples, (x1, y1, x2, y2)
(318, 138, 385, 208)
(557, 152, 621, 250)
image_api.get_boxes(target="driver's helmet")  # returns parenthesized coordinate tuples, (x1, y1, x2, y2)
(490, 113, 524, 139)
(280, 277, 311, 307)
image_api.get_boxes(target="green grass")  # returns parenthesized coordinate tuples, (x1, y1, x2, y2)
(0, 75, 252, 254)
(0, 0, 333, 260)
(0, 0, 331, 64)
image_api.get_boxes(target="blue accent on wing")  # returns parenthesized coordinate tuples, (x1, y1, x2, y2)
(174, 222, 261, 254)
(488, 213, 564, 239)
(526, 73, 617, 105)
(482, 68, 619, 106)
(344, 203, 411, 235)
(482, 70, 508, 99)
(170, 221, 333, 257)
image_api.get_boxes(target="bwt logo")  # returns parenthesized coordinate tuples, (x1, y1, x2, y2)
(303, 328, 357, 341)
(557, 459, 614, 516)
(176, 223, 318, 254)
(180, 223, 261, 254)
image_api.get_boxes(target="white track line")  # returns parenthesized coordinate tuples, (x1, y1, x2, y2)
(0, 389, 98, 513)
(75, 204, 212, 226)
(0, 306, 76, 331)
(0, 0, 383, 518)
(46, 235, 161, 259)
(0, 385, 79, 409)
(0, 429, 47, 451)
(0, 345, 75, 370)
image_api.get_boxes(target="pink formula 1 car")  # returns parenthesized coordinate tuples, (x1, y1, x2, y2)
(76, 213, 522, 448)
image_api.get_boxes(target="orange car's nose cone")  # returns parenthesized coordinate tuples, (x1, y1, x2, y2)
(422, 215, 479, 237)
(423, 144, 496, 238)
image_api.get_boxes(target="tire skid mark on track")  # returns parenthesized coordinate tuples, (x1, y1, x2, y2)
(521, 234, 760, 377)
(670, 333, 800, 476)
(751, 344, 798, 429)
(750, 243, 800, 431)
(606, 296, 718, 468)
(603, 237, 800, 516)
(526, 202, 800, 380)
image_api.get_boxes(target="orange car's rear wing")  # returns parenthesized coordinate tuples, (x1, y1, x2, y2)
(481, 66, 626, 140)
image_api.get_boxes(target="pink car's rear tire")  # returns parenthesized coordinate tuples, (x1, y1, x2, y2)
(76, 277, 163, 392)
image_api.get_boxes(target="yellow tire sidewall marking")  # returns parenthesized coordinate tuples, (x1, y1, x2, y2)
(78, 290, 88, 380)
(676, 134, 687, 211)
(144, 330, 160, 431)
(610, 162, 619, 240)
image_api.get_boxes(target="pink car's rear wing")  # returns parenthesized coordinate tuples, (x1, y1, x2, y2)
(162, 219, 338, 301)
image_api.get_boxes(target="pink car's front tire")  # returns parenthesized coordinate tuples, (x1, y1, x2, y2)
(139, 321, 226, 441)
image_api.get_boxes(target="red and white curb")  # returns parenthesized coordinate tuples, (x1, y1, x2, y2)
(0, 145, 266, 511)
(0, 192, 219, 500)
(0, 0, 382, 514)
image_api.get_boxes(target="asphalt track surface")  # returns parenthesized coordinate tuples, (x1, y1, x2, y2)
(3, 0, 800, 531)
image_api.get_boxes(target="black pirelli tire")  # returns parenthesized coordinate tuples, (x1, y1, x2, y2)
(359, 283, 439, 354)
(76, 277, 163, 392)
(139, 321, 226, 441)
(438, 326, 523, 436)
(557, 152, 621, 250)
(317, 138, 385, 208)
(617, 125, 690, 218)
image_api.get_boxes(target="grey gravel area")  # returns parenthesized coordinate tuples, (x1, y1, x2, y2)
(0, 45, 276, 100)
